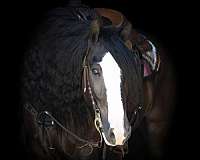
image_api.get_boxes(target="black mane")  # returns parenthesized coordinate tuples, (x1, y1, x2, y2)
(20, 6, 143, 138)
(21, 6, 98, 137)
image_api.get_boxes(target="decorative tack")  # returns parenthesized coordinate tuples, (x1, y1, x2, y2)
(95, 109, 100, 113)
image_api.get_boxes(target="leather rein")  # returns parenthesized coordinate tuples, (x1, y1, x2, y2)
(24, 39, 105, 157)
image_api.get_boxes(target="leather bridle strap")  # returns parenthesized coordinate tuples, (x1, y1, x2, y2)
(24, 103, 101, 149)
(82, 39, 104, 146)
(129, 105, 145, 132)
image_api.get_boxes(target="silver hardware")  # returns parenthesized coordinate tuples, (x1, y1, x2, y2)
(134, 111, 137, 115)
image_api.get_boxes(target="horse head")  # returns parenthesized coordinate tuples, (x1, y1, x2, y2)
(81, 12, 144, 147)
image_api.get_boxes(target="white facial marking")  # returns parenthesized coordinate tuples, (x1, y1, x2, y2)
(99, 52, 125, 145)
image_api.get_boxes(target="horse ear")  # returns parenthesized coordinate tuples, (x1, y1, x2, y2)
(95, 8, 133, 50)
(89, 19, 100, 43)
(120, 21, 132, 41)
(119, 20, 134, 50)
(124, 40, 133, 50)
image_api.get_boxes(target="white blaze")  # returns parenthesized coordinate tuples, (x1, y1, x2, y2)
(99, 52, 125, 145)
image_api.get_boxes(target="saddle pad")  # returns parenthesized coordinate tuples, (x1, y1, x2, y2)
(138, 38, 160, 77)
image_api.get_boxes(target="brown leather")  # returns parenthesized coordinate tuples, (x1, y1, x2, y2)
(124, 40, 133, 50)
(95, 8, 124, 28)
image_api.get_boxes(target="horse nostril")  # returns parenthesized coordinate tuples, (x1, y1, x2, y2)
(123, 126, 131, 144)
(109, 130, 115, 139)
(108, 128, 116, 143)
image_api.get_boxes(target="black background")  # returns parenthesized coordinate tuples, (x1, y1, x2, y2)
(3, 0, 197, 159)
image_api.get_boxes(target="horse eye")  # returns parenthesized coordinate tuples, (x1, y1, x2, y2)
(92, 68, 101, 76)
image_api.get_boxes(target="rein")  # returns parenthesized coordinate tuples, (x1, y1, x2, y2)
(24, 36, 106, 158)
(24, 103, 101, 153)
(24, 39, 105, 158)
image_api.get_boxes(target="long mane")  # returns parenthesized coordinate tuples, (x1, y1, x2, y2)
(21, 6, 143, 138)
(21, 7, 98, 137)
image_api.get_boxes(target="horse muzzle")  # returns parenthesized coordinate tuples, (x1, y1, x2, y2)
(101, 124, 131, 146)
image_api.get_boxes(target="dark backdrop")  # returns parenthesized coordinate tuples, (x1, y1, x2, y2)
(2, 0, 197, 159)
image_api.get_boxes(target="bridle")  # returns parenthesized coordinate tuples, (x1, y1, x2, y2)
(23, 9, 147, 159)
(24, 37, 144, 159)
(24, 102, 102, 153)
(24, 35, 105, 157)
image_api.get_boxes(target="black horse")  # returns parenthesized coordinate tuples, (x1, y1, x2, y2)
(20, 4, 175, 160)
